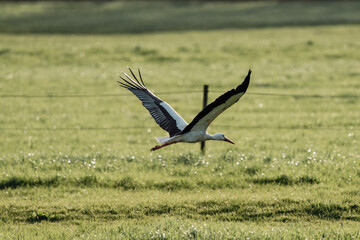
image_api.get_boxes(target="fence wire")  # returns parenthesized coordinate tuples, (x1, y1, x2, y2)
(0, 91, 358, 99)
(0, 91, 202, 98)
(0, 126, 358, 132)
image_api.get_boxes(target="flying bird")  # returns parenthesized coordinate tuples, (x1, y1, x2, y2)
(118, 68, 251, 151)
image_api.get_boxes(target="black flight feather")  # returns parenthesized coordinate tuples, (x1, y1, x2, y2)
(181, 69, 251, 134)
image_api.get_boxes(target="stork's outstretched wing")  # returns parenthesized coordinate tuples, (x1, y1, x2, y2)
(118, 68, 188, 137)
(181, 69, 251, 134)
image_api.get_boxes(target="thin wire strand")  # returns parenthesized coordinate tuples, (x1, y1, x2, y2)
(0, 91, 202, 98)
(212, 125, 359, 131)
(211, 91, 358, 99)
(0, 126, 358, 132)
(0, 91, 358, 99)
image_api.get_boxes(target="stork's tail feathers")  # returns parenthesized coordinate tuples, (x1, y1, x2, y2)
(155, 136, 170, 143)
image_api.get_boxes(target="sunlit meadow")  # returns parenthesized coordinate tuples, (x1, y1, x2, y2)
(0, 1, 360, 239)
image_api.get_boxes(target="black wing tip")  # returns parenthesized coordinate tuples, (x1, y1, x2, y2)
(117, 80, 130, 88)
(118, 67, 146, 89)
(236, 69, 251, 93)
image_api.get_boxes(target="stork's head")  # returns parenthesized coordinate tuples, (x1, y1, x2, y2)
(212, 133, 235, 145)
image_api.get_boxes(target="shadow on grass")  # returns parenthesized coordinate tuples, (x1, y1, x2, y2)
(19, 200, 360, 223)
(0, 174, 319, 191)
(0, 1, 359, 34)
(0, 176, 61, 189)
(27, 212, 64, 223)
(249, 174, 319, 186)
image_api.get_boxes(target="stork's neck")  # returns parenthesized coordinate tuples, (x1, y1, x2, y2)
(208, 133, 223, 141)
(205, 133, 215, 140)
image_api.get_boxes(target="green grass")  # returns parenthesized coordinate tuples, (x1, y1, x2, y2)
(1, 1, 360, 239)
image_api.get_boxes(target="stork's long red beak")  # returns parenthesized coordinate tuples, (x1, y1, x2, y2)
(224, 137, 235, 145)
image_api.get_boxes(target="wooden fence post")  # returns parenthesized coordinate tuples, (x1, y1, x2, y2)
(201, 84, 208, 154)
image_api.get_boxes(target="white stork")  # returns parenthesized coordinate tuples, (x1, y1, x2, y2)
(118, 68, 251, 151)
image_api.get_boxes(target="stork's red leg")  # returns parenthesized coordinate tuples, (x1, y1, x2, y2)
(150, 142, 174, 151)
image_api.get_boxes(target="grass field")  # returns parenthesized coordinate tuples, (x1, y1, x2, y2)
(1, 1, 360, 239)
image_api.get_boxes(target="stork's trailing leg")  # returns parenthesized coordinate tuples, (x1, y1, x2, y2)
(150, 142, 175, 151)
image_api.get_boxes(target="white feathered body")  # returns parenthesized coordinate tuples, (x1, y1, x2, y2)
(156, 131, 214, 144)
